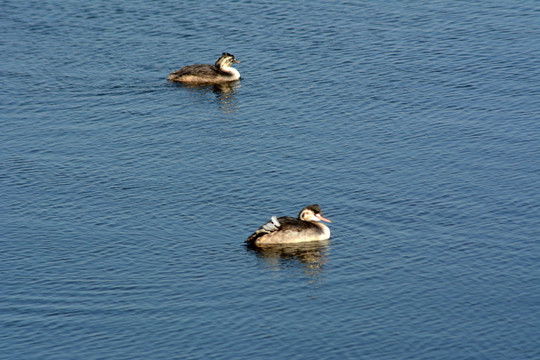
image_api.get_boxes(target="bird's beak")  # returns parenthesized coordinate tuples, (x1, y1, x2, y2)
(233, 59, 240, 63)
(316, 214, 331, 223)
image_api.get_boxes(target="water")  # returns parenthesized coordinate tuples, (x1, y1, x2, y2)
(1, 1, 539, 359)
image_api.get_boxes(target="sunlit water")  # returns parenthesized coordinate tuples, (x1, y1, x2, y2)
(1, 1, 539, 359)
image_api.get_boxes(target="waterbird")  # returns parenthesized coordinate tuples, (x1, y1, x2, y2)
(167, 53, 240, 84)
(246, 204, 331, 247)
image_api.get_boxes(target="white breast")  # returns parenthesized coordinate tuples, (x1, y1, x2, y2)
(221, 66, 240, 80)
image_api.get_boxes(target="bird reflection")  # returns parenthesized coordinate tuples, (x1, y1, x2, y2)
(174, 81, 240, 113)
(247, 240, 330, 280)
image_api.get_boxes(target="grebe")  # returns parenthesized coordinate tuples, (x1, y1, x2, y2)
(167, 53, 241, 84)
(246, 204, 331, 247)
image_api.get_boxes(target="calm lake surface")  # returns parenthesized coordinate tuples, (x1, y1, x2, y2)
(1, 1, 539, 359)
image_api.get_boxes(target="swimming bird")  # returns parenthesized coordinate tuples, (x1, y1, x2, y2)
(246, 204, 331, 247)
(167, 53, 240, 84)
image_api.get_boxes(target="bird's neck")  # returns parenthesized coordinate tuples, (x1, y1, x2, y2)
(219, 65, 240, 79)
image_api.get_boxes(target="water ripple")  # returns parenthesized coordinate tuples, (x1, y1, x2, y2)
(1, 0, 539, 359)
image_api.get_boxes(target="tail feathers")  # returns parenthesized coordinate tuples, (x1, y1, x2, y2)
(246, 216, 281, 244)
(262, 216, 280, 232)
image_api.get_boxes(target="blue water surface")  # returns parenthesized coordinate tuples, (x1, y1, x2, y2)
(1, 1, 539, 359)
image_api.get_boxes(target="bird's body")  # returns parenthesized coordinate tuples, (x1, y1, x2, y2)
(246, 205, 331, 247)
(167, 53, 240, 84)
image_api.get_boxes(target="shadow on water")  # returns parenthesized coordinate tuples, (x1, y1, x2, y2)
(171, 81, 240, 113)
(246, 240, 330, 280)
